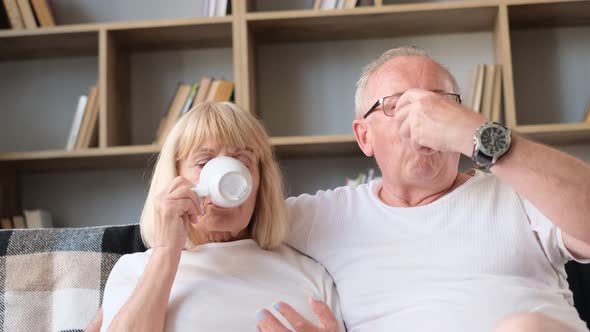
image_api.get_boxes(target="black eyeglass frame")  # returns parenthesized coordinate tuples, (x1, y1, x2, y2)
(363, 92, 462, 119)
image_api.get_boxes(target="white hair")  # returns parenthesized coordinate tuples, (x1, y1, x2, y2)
(354, 45, 460, 118)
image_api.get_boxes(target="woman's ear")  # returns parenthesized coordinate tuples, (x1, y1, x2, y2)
(353, 119, 374, 157)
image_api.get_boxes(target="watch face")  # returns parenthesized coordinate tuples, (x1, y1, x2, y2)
(480, 126, 509, 156)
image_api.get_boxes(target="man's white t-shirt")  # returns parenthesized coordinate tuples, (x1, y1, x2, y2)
(286, 170, 589, 332)
(100, 239, 344, 332)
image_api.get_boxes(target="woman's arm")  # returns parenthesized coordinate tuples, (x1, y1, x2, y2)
(106, 248, 181, 332)
(85, 308, 103, 332)
(106, 176, 201, 332)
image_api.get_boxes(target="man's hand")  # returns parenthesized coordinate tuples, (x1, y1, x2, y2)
(257, 297, 340, 332)
(394, 88, 487, 156)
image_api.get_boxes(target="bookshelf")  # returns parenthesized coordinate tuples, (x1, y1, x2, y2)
(1, 0, 589, 223)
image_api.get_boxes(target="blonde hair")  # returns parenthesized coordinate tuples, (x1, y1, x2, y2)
(355, 45, 460, 118)
(140, 102, 287, 250)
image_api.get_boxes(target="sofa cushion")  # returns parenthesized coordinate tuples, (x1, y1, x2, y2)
(0, 224, 146, 332)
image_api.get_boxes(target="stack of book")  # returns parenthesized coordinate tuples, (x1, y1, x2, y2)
(1, 209, 53, 229)
(314, 0, 359, 10)
(66, 84, 100, 151)
(203, 0, 230, 17)
(465, 64, 503, 123)
(154, 77, 235, 145)
(0, 0, 55, 30)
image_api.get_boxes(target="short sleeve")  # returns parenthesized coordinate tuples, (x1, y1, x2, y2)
(285, 193, 320, 256)
(521, 198, 590, 265)
(100, 253, 144, 332)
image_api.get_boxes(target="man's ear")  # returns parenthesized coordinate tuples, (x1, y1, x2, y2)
(352, 119, 374, 157)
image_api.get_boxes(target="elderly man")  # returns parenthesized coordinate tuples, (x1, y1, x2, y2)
(257, 46, 590, 332)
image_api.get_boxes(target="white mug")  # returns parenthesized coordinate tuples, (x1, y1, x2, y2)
(192, 156, 253, 208)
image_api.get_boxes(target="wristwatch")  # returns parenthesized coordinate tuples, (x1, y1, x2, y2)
(472, 121, 512, 170)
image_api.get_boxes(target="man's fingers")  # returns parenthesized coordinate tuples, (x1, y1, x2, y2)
(257, 309, 291, 332)
(309, 297, 340, 331)
(273, 301, 318, 332)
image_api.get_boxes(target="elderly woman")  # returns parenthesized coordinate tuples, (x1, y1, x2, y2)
(99, 102, 344, 332)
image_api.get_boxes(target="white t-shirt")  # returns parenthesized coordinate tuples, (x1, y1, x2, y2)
(101, 239, 344, 332)
(286, 170, 589, 332)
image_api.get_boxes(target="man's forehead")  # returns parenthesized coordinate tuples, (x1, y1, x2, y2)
(369, 57, 452, 94)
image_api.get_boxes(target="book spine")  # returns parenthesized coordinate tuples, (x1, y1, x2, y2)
(66, 95, 88, 151)
(3, 0, 24, 29)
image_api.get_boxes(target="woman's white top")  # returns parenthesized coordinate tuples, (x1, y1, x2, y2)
(101, 239, 344, 331)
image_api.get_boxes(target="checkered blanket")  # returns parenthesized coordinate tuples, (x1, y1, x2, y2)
(0, 224, 146, 332)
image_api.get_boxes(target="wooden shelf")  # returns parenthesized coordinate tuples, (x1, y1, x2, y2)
(0, 16, 234, 60)
(271, 135, 360, 158)
(508, 0, 590, 29)
(0, 24, 100, 60)
(0, 145, 160, 171)
(247, 1, 499, 43)
(108, 17, 234, 51)
(0, 135, 361, 171)
(515, 123, 590, 145)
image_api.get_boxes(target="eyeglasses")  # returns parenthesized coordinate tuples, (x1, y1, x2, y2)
(363, 92, 462, 119)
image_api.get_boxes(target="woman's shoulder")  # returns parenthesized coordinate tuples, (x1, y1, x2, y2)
(109, 250, 152, 279)
(267, 244, 331, 276)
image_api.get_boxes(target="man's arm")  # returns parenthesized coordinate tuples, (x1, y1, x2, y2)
(394, 89, 590, 258)
(490, 134, 590, 257)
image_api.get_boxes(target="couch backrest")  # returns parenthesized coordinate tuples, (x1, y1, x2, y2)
(0, 224, 146, 332)
(0, 225, 588, 331)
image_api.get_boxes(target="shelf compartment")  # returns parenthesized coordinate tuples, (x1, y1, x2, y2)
(0, 25, 100, 61)
(247, 2, 499, 43)
(508, 0, 590, 29)
(106, 17, 234, 52)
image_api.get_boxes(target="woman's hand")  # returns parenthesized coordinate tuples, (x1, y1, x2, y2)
(152, 176, 201, 253)
(257, 297, 341, 332)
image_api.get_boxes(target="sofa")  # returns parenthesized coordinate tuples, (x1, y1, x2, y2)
(0, 225, 588, 332)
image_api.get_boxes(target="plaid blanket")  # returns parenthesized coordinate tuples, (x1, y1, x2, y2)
(0, 224, 146, 332)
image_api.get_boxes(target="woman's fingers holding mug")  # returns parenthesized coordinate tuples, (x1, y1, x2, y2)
(168, 186, 201, 215)
(166, 176, 195, 195)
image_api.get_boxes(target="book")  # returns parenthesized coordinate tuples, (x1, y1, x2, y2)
(12, 215, 26, 228)
(480, 64, 496, 119)
(1, 218, 12, 229)
(490, 65, 503, 123)
(75, 85, 98, 149)
(156, 83, 192, 145)
(216, 0, 228, 16)
(206, 0, 217, 17)
(320, 0, 337, 10)
(24, 209, 53, 228)
(472, 64, 485, 113)
(313, 0, 321, 10)
(344, 0, 358, 9)
(207, 80, 234, 102)
(335, 0, 345, 9)
(77, 87, 100, 149)
(192, 77, 212, 106)
(584, 102, 590, 123)
(30, 0, 54, 27)
(16, 0, 36, 29)
(2, 0, 24, 29)
(66, 95, 88, 151)
(465, 65, 478, 111)
(180, 83, 198, 116)
(0, 2, 11, 29)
